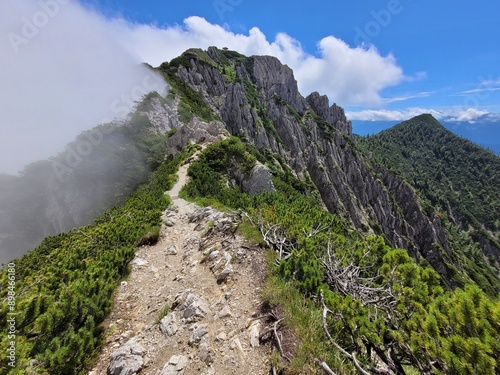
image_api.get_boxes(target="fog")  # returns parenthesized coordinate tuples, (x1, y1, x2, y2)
(0, 1, 170, 264)
(0, 0, 166, 175)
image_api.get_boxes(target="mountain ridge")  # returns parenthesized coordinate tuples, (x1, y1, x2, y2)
(358, 113, 500, 294)
(352, 118, 500, 155)
(155, 47, 497, 290)
(1, 47, 499, 374)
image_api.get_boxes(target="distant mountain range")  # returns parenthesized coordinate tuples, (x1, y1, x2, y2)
(353, 119, 500, 154)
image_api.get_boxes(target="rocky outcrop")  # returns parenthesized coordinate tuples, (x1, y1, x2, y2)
(158, 355, 188, 375)
(137, 95, 182, 134)
(107, 338, 146, 375)
(252, 56, 308, 113)
(165, 117, 227, 155)
(306, 92, 352, 136)
(241, 162, 275, 196)
(163, 47, 456, 282)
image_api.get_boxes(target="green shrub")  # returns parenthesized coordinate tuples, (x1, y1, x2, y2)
(0, 145, 196, 374)
(181, 138, 500, 374)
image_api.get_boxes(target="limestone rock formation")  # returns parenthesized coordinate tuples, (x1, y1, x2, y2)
(160, 47, 457, 283)
(107, 338, 146, 375)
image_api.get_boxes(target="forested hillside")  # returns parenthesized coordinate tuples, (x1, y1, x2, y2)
(358, 114, 500, 294)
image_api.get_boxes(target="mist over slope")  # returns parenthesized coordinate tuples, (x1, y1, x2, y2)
(0, 0, 166, 174)
(0, 92, 178, 265)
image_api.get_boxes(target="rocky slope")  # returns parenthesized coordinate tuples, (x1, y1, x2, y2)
(157, 47, 458, 285)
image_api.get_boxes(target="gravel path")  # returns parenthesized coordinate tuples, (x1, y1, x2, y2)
(90, 155, 271, 375)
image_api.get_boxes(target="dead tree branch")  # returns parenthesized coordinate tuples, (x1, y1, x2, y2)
(246, 213, 296, 263)
(322, 242, 397, 312)
(273, 318, 290, 361)
(320, 290, 372, 375)
(315, 358, 338, 375)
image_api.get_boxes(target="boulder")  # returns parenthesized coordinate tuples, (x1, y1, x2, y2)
(189, 324, 208, 345)
(107, 338, 145, 375)
(172, 290, 210, 322)
(241, 162, 275, 196)
(159, 355, 188, 375)
(160, 312, 178, 337)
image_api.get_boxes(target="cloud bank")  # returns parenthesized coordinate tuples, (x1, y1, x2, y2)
(0, 1, 408, 174)
(346, 107, 498, 123)
(0, 0, 166, 174)
(110, 16, 405, 106)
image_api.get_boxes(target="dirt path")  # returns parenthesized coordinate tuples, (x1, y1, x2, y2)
(90, 155, 271, 375)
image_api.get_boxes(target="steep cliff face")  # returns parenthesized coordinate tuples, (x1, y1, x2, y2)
(157, 47, 457, 285)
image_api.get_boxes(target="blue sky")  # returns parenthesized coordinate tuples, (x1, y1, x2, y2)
(1, 0, 499, 172)
(77, 0, 500, 121)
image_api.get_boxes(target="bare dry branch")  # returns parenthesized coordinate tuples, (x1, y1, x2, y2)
(322, 242, 397, 313)
(352, 351, 371, 375)
(273, 318, 291, 362)
(320, 291, 371, 375)
(315, 358, 338, 375)
(250, 214, 296, 263)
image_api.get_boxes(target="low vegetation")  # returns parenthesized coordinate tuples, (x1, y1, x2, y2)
(0, 144, 197, 374)
(181, 137, 500, 374)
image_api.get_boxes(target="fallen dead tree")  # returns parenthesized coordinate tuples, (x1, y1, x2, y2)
(243, 212, 297, 263)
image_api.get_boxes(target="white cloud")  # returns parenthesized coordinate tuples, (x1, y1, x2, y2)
(479, 77, 500, 86)
(382, 91, 434, 104)
(0, 0, 167, 174)
(404, 71, 427, 82)
(456, 87, 500, 96)
(109, 16, 406, 106)
(446, 108, 489, 122)
(347, 107, 497, 123)
(114, 16, 404, 105)
(454, 77, 500, 96)
(0, 2, 407, 174)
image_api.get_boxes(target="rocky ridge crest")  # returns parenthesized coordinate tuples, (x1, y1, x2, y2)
(157, 47, 455, 283)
